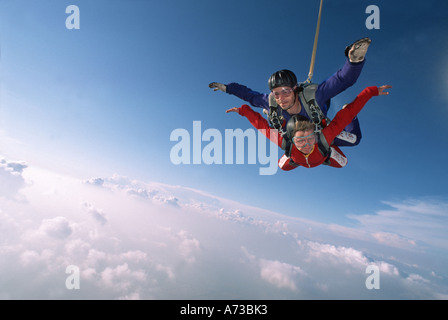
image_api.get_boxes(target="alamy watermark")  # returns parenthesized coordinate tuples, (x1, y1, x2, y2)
(64, 4, 379, 31)
(365, 265, 380, 290)
(170, 121, 279, 175)
(65, 265, 80, 290)
(365, 5, 380, 30)
(65, 5, 80, 30)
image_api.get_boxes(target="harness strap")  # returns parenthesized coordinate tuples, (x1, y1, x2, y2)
(298, 83, 328, 132)
(282, 139, 297, 167)
(268, 94, 287, 138)
(316, 132, 331, 165)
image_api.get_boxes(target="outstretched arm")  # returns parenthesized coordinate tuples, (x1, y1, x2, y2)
(323, 85, 392, 143)
(210, 82, 270, 110)
(226, 105, 283, 147)
(315, 59, 365, 114)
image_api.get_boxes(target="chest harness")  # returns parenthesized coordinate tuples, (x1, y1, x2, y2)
(268, 83, 332, 166)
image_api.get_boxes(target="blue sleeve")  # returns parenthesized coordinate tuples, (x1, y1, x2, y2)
(315, 59, 365, 115)
(226, 83, 269, 111)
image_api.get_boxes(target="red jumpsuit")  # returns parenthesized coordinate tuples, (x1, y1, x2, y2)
(236, 86, 380, 170)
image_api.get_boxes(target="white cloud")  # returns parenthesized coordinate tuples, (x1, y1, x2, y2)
(306, 241, 369, 267)
(39, 217, 73, 239)
(0, 156, 447, 299)
(406, 273, 430, 284)
(0, 158, 28, 200)
(176, 230, 201, 264)
(372, 232, 416, 249)
(100, 263, 146, 291)
(0, 158, 28, 173)
(83, 202, 108, 225)
(348, 199, 448, 250)
(156, 264, 175, 280)
(259, 259, 305, 291)
(377, 261, 399, 276)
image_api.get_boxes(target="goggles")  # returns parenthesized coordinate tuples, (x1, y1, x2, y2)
(272, 87, 294, 98)
(293, 133, 317, 148)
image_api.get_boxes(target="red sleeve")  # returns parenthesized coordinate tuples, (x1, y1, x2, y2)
(278, 154, 299, 171)
(238, 104, 283, 147)
(323, 86, 379, 143)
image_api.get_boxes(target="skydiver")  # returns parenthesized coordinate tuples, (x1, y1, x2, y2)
(209, 38, 371, 147)
(226, 85, 391, 170)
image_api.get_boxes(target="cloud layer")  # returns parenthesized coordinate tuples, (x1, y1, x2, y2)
(0, 156, 447, 299)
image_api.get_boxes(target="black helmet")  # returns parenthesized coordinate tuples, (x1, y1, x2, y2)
(268, 69, 298, 91)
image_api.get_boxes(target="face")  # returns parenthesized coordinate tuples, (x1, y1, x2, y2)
(272, 86, 296, 110)
(293, 130, 316, 154)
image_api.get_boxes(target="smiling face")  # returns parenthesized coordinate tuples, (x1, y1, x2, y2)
(272, 86, 297, 111)
(293, 129, 316, 155)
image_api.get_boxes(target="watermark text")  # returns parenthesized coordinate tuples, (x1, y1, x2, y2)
(170, 121, 279, 175)
(365, 265, 380, 290)
(66, 5, 80, 30)
(365, 5, 380, 30)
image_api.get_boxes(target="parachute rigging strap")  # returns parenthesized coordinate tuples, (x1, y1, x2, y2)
(297, 83, 327, 133)
(268, 93, 287, 138)
(306, 0, 324, 84)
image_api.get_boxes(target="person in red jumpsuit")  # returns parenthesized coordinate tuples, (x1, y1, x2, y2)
(226, 85, 392, 170)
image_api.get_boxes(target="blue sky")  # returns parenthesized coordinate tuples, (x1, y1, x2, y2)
(1, 0, 447, 240)
(1, 0, 448, 300)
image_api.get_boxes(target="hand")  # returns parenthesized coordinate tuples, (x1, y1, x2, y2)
(378, 85, 392, 95)
(225, 107, 239, 114)
(345, 38, 371, 63)
(209, 82, 227, 93)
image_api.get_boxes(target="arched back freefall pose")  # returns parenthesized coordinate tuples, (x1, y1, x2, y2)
(209, 37, 371, 148)
(226, 85, 392, 170)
